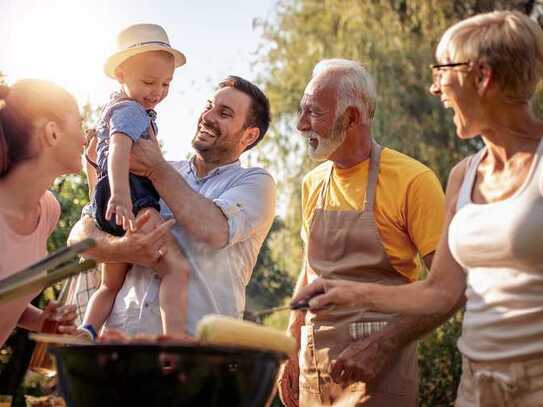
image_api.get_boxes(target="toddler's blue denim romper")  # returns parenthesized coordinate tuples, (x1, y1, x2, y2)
(90, 91, 160, 236)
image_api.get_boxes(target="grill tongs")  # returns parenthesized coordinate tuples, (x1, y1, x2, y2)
(0, 239, 96, 306)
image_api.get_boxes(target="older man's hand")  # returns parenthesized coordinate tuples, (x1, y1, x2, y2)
(330, 332, 395, 386)
(277, 356, 300, 407)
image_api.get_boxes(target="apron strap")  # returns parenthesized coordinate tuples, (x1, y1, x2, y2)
(364, 140, 382, 213)
(316, 165, 332, 209)
(316, 139, 383, 212)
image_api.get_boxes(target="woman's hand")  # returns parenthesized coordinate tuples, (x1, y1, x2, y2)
(39, 302, 77, 335)
(291, 278, 372, 313)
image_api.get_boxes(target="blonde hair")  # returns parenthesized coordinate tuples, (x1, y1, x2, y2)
(436, 10, 543, 102)
(312, 59, 377, 122)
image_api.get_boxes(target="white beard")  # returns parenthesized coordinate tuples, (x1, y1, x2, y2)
(302, 116, 347, 162)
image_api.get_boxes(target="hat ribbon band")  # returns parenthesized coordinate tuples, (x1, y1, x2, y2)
(127, 40, 171, 49)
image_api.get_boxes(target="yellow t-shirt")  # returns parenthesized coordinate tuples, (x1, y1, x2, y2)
(301, 148, 445, 282)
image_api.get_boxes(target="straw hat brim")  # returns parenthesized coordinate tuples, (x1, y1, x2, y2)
(104, 45, 186, 79)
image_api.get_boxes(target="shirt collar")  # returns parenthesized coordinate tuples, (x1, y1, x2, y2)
(186, 156, 241, 180)
(111, 89, 157, 120)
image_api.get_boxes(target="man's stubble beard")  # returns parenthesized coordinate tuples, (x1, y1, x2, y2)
(191, 129, 242, 164)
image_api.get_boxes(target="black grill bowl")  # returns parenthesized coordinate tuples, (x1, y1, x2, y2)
(52, 343, 285, 407)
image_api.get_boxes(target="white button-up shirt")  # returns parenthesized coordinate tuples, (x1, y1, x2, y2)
(104, 158, 276, 335)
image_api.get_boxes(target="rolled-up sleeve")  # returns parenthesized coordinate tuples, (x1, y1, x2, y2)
(213, 170, 276, 246)
(109, 101, 149, 142)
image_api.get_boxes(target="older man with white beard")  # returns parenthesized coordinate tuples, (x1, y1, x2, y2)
(278, 59, 447, 407)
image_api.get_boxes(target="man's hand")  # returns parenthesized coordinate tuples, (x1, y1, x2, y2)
(119, 211, 175, 267)
(39, 302, 78, 335)
(331, 332, 395, 386)
(277, 356, 300, 407)
(70, 212, 175, 267)
(129, 135, 167, 180)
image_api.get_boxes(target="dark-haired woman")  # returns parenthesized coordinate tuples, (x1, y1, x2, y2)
(0, 80, 84, 345)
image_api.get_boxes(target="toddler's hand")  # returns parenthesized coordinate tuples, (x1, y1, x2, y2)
(106, 193, 135, 231)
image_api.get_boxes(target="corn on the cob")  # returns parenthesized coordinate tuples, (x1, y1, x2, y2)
(196, 314, 296, 355)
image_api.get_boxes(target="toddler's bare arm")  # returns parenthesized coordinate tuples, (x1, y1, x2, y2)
(107, 133, 134, 230)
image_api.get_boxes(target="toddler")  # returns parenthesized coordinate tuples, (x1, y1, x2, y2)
(80, 24, 190, 339)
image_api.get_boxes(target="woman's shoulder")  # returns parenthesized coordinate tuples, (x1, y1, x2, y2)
(447, 154, 478, 194)
(444, 154, 479, 216)
(41, 191, 61, 234)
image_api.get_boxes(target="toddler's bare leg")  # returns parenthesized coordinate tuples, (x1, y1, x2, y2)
(83, 262, 128, 334)
(137, 209, 190, 335)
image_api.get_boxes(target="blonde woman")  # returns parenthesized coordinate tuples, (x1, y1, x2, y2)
(295, 11, 543, 406)
(0, 80, 84, 345)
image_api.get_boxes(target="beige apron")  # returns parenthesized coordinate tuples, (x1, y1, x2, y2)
(299, 141, 418, 407)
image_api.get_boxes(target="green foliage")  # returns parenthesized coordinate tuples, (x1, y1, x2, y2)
(47, 174, 89, 253)
(418, 312, 464, 406)
(246, 218, 294, 311)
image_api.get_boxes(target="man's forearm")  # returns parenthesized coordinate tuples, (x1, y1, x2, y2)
(150, 161, 228, 249)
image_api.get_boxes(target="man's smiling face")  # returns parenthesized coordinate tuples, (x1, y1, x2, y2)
(192, 86, 252, 161)
(297, 73, 347, 162)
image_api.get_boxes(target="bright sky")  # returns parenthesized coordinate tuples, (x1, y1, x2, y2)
(1, 0, 277, 160)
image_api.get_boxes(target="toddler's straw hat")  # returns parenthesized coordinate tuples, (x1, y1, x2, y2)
(104, 23, 186, 79)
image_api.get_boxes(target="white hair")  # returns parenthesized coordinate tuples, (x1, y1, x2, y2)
(312, 58, 377, 122)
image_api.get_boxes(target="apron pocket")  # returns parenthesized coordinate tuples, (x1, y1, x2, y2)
(371, 341, 418, 397)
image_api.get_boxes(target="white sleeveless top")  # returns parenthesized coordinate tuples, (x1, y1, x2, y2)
(449, 139, 543, 361)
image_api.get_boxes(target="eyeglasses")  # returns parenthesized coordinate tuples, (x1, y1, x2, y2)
(430, 62, 470, 84)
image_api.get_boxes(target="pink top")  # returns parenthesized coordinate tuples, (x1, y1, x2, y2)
(0, 191, 60, 346)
